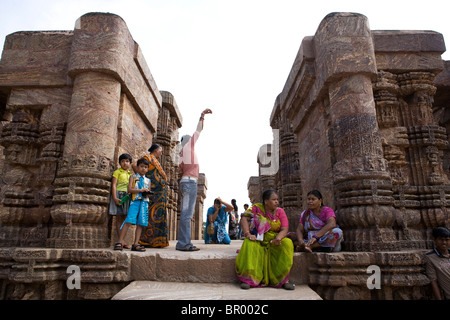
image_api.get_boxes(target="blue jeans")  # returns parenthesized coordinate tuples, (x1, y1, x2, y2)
(176, 179, 198, 250)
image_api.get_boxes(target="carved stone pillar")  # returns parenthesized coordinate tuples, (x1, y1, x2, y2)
(193, 173, 207, 240)
(373, 71, 424, 249)
(316, 13, 398, 251)
(0, 108, 41, 246)
(272, 110, 302, 232)
(397, 72, 450, 244)
(247, 176, 260, 205)
(47, 72, 119, 248)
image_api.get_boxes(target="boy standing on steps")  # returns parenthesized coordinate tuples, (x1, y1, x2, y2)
(115, 158, 151, 252)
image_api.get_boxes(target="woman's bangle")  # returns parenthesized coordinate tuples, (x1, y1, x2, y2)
(312, 234, 319, 240)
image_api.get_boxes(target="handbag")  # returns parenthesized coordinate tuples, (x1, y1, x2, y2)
(207, 223, 215, 235)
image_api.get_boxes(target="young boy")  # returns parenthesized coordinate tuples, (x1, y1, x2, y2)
(109, 153, 132, 248)
(424, 226, 450, 300)
(114, 158, 151, 252)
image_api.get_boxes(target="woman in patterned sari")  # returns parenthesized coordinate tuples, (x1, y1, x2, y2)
(236, 190, 295, 290)
(137, 144, 169, 248)
(296, 190, 343, 253)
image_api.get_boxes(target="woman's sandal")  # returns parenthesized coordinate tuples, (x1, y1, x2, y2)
(282, 282, 295, 290)
(240, 282, 251, 290)
(114, 242, 123, 251)
(131, 244, 146, 252)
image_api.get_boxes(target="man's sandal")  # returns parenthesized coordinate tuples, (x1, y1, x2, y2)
(114, 242, 123, 251)
(131, 244, 146, 252)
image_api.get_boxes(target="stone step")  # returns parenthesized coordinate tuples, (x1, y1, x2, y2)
(112, 281, 322, 300)
(125, 240, 311, 285)
(113, 239, 321, 300)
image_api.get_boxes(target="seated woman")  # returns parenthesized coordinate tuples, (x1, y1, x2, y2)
(296, 190, 343, 253)
(204, 198, 233, 244)
(236, 190, 295, 290)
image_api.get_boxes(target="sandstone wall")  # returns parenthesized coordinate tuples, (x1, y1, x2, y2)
(262, 12, 449, 252)
(0, 13, 193, 249)
(247, 12, 450, 299)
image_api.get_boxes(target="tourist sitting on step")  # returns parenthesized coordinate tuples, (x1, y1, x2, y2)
(236, 190, 295, 290)
(295, 190, 343, 253)
(204, 198, 234, 244)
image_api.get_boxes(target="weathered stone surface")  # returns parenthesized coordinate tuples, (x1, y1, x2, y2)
(260, 12, 449, 251)
(0, 12, 194, 250)
(112, 281, 322, 300)
(251, 12, 449, 299)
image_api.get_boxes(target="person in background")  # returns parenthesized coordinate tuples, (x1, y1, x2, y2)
(205, 197, 234, 244)
(238, 204, 249, 239)
(424, 226, 450, 300)
(228, 199, 239, 240)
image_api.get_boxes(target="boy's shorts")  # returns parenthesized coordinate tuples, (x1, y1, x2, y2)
(122, 199, 149, 227)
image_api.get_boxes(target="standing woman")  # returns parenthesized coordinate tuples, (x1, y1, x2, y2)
(296, 190, 343, 253)
(137, 144, 169, 248)
(236, 190, 295, 290)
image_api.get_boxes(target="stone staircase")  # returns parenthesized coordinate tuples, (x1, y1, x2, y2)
(111, 240, 322, 300)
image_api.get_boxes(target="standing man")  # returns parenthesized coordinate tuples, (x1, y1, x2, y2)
(176, 108, 212, 251)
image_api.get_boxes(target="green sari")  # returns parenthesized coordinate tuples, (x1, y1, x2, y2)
(235, 203, 294, 288)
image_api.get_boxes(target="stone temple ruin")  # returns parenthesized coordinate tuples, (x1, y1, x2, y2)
(0, 12, 207, 299)
(0, 11, 449, 300)
(249, 12, 450, 299)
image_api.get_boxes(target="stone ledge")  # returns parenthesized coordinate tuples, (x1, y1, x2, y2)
(0, 241, 433, 299)
(112, 281, 322, 300)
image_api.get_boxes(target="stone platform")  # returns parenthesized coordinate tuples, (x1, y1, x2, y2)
(0, 239, 431, 300)
(112, 281, 322, 300)
(112, 239, 321, 300)
(123, 240, 310, 284)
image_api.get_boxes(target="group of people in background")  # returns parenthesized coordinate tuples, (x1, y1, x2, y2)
(110, 108, 212, 252)
(106, 107, 449, 298)
(204, 198, 247, 244)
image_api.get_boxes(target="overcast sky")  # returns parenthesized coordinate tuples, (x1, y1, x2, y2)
(1, 0, 449, 221)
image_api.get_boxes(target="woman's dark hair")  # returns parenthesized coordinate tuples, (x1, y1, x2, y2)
(262, 189, 277, 203)
(231, 199, 238, 212)
(307, 189, 324, 206)
(148, 144, 161, 153)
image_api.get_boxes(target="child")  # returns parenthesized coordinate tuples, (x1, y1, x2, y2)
(424, 226, 450, 300)
(114, 158, 151, 252)
(109, 153, 132, 248)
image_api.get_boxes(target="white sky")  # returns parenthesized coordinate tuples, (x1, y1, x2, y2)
(1, 0, 449, 222)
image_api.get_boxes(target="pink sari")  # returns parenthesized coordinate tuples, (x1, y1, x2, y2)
(300, 207, 343, 250)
